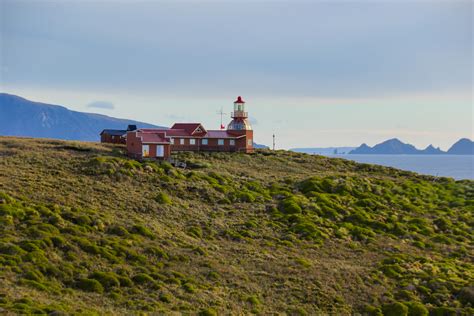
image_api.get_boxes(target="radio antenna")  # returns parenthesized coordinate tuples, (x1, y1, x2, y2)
(217, 107, 227, 129)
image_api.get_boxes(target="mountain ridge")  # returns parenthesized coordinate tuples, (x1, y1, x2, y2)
(0, 93, 163, 141)
(447, 138, 474, 155)
(350, 138, 472, 155)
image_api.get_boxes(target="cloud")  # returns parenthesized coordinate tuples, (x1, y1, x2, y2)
(2, 1, 471, 98)
(165, 114, 186, 121)
(87, 101, 115, 110)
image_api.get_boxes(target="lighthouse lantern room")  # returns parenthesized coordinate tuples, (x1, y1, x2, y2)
(228, 96, 252, 131)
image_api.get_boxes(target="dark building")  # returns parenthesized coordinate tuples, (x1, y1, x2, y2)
(100, 125, 137, 144)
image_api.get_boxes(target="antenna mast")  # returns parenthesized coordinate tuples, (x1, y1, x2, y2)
(217, 107, 227, 129)
(273, 134, 276, 150)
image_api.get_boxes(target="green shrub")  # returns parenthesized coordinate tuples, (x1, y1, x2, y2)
(363, 305, 383, 316)
(23, 269, 44, 282)
(298, 177, 322, 195)
(107, 225, 129, 236)
(279, 197, 302, 214)
(247, 295, 261, 305)
(381, 302, 408, 316)
(132, 273, 155, 285)
(187, 226, 203, 238)
(74, 238, 101, 254)
(406, 302, 428, 316)
(76, 278, 104, 293)
(198, 308, 217, 316)
(160, 161, 173, 172)
(130, 224, 154, 239)
(182, 282, 196, 293)
(145, 246, 168, 259)
(155, 192, 171, 205)
(159, 293, 173, 303)
(0, 243, 26, 256)
(19, 279, 49, 292)
(117, 276, 133, 287)
(429, 306, 457, 316)
(238, 191, 256, 203)
(89, 272, 120, 290)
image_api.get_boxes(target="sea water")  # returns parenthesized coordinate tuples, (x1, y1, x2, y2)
(323, 155, 474, 180)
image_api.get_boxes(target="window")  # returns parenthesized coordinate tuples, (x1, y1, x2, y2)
(202, 139, 208, 145)
(170, 138, 174, 145)
(230, 139, 235, 146)
(218, 139, 224, 146)
(190, 139, 196, 145)
(142, 145, 150, 158)
(248, 139, 252, 146)
(157, 145, 164, 157)
(180, 138, 185, 145)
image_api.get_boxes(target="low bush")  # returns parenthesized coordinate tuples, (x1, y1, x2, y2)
(381, 302, 408, 316)
(155, 192, 172, 205)
(130, 224, 155, 239)
(406, 302, 428, 316)
(89, 272, 120, 290)
(279, 197, 302, 214)
(132, 273, 155, 285)
(76, 278, 104, 293)
(182, 282, 197, 293)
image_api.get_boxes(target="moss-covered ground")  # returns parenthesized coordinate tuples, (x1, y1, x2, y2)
(0, 137, 472, 315)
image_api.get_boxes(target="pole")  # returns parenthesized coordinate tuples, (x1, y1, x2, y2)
(273, 134, 275, 150)
(217, 107, 227, 129)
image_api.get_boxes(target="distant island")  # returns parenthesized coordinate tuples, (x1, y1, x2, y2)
(350, 138, 473, 155)
(291, 147, 356, 155)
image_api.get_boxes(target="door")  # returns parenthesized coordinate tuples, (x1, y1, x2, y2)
(142, 145, 150, 158)
(156, 145, 164, 157)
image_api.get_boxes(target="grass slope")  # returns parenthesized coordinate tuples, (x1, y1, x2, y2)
(0, 136, 472, 315)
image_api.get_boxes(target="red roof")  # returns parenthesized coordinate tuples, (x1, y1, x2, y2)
(205, 130, 242, 139)
(171, 123, 205, 134)
(234, 96, 245, 103)
(138, 128, 168, 133)
(164, 129, 192, 137)
(135, 126, 242, 140)
(139, 132, 169, 144)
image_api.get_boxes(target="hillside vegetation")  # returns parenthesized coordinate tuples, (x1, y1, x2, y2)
(0, 137, 472, 315)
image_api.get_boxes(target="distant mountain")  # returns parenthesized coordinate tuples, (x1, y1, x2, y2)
(420, 144, 444, 155)
(253, 143, 269, 149)
(350, 138, 473, 155)
(350, 138, 420, 155)
(447, 138, 474, 155)
(0, 93, 163, 141)
(291, 147, 356, 155)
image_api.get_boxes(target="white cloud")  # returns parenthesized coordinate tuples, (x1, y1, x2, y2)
(87, 101, 115, 110)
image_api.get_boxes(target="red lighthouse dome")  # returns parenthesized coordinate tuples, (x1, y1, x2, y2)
(234, 96, 245, 103)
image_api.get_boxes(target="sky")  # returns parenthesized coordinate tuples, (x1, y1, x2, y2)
(0, 0, 472, 150)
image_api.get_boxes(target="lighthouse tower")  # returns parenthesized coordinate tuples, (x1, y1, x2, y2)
(227, 96, 252, 131)
(227, 96, 254, 152)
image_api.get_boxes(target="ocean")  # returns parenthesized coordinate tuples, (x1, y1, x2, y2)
(323, 154, 474, 180)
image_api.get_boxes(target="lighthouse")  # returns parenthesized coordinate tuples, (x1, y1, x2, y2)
(227, 96, 254, 152)
(227, 96, 252, 131)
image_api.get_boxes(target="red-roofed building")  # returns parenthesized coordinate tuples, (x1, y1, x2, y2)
(126, 97, 254, 159)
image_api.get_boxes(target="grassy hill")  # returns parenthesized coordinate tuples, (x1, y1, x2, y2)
(0, 137, 472, 315)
